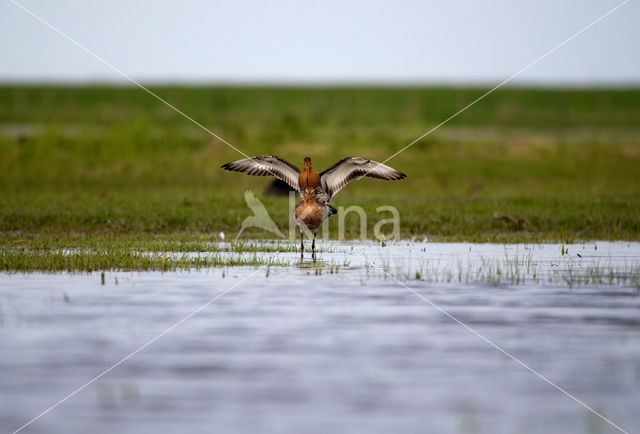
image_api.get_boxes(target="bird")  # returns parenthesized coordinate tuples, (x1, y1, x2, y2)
(235, 190, 285, 241)
(222, 155, 406, 260)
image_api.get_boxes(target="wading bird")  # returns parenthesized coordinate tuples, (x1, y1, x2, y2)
(222, 156, 406, 260)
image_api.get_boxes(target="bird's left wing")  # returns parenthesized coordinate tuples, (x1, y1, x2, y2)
(221, 155, 301, 191)
(319, 157, 406, 198)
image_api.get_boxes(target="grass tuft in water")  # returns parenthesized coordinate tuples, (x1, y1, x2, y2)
(380, 254, 640, 288)
(0, 249, 290, 272)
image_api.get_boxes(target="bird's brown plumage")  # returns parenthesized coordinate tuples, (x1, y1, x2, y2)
(221, 154, 406, 260)
(298, 157, 320, 190)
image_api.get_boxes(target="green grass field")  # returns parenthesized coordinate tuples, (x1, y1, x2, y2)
(1, 85, 639, 269)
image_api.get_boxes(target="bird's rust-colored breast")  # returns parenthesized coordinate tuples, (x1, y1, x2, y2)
(298, 157, 320, 190)
(298, 169, 320, 190)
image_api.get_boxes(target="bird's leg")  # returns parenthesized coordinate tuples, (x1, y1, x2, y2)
(312, 232, 316, 261)
(300, 230, 304, 260)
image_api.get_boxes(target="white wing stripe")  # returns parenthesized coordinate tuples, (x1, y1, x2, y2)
(221, 155, 300, 191)
(319, 157, 406, 198)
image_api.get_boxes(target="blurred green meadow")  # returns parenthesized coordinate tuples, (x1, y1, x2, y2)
(1, 85, 639, 265)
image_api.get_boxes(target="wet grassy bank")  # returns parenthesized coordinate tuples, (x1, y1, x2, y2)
(1, 85, 639, 269)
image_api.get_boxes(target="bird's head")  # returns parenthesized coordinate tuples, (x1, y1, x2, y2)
(303, 157, 312, 170)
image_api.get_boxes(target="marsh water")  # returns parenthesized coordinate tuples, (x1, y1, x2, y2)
(1, 242, 639, 434)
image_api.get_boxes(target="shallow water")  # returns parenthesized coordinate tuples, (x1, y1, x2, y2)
(1, 242, 639, 434)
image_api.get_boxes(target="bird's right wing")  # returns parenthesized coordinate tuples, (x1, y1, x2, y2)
(221, 155, 301, 191)
(319, 157, 406, 198)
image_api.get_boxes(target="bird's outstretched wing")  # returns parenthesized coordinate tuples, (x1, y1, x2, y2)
(319, 157, 406, 198)
(221, 155, 301, 191)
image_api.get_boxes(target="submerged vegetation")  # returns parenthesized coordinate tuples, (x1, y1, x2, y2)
(0, 249, 291, 272)
(0, 234, 299, 271)
(371, 254, 640, 289)
(3, 239, 639, 290)
(1, 85, 639, 270)
(0, 233, 301, 253)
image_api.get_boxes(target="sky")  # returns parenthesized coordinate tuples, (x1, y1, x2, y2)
(1, 0, 638, 85)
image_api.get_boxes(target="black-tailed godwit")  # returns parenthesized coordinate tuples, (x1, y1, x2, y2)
(222, 156, 406, 260)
